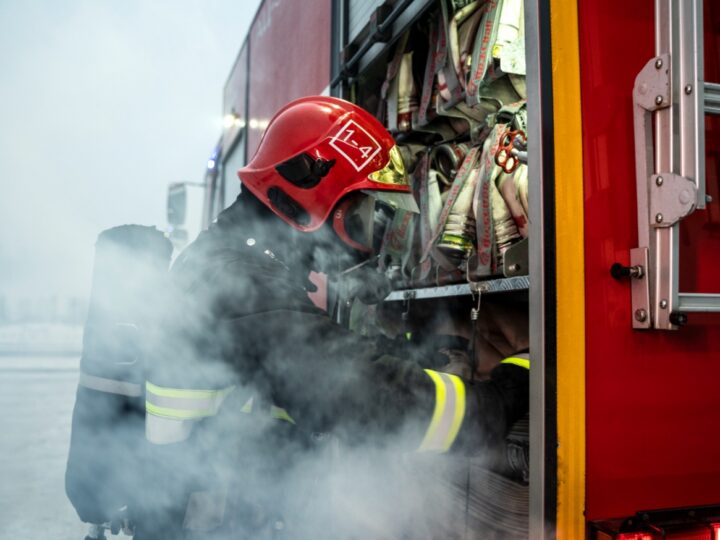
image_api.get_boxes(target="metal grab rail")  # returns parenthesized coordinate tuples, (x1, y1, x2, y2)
(627, 0, 720, 329)
(705, 82, 720, 115)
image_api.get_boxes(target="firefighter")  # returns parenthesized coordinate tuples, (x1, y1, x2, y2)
(138, 96, 529, 539)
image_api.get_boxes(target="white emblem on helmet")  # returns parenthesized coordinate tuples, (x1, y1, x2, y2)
(329, 120, 382, 172)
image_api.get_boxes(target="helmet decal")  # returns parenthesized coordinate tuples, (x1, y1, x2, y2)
(329, 119, 383, 172)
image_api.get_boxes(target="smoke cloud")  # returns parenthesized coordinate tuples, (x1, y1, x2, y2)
(0, 0, 259, 302)
(65, 198, 529, 539)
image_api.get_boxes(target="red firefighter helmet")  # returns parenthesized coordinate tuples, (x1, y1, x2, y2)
(237, 96, 410, 236)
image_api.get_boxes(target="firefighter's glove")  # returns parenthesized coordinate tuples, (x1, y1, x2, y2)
(455, 362, 529, 453)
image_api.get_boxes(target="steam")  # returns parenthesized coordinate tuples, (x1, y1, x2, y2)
(65, 208, 529, 539)
(0, 0, 259, 305)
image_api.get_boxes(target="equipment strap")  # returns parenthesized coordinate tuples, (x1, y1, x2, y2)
(417, 17, 442, 127)
(378, 208, 417, 281)
(414, 152, 435, 280)
(466, 0, 504, 106)
(486, 101, 528, 264)
(421, 145, 481, 271)
(497, 164, 529, 238)
(437, 0, 465, 107)
(457, 7, 484, 82)
(472, 124, 507, 274)
(78, 372, 142, 397)
(448, 1, 480, 90)
(379, 32, 410, 128)
(418, 369, 466, 453)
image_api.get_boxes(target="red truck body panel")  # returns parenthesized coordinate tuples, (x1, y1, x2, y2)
(579, 0, 720, 520)
(246, 0, 332, 160)
(223, 43, 248, 157)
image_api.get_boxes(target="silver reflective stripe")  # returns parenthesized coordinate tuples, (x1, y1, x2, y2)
(418, 369, 466, 453)
(78, 372, 142, 397)
(145, 414, 196, 445)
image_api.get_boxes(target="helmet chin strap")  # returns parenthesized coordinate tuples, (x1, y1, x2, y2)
(331, 194, 376, 254)
(232, 183, 373, 276)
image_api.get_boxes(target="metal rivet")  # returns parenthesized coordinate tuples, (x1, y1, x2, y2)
(246, 238, 256, 246)
(707, 194, 713, 203)
(655, 95, 664, 105)
(635, 309, 648, 322)
(660, 299, 668, 309)
(685, 84, 693, 95)
(508, 264, 520, 272)
(655, 58, 663, 69)
(656, 176, 664, 186)
(655, 213, 664, 223)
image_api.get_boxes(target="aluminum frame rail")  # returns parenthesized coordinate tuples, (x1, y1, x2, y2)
(630, 0, 720, 330)
(383, 276, 530, 301)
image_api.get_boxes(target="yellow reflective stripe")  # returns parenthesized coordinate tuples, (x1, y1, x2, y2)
(446, 373, 465, 448)
(145, 382, 234, 422)
(501, 357, 530, 370)
(420, 369, 447, 450)
(146, 381, 228, 399)
(270, 405, 296, 425)
(240, 397, 254, 413)
(145, 401, 216, 420)
(418, 369, 466, 453)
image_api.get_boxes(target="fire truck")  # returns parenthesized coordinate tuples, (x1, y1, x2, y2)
(166, 0, 720, 537)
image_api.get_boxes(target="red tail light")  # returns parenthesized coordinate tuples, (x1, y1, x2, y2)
(591, 506, 720, 540)
(608, 529, 720, 540)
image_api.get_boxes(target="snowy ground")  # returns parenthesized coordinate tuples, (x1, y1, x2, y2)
(0, 355, 88, 539)
(0, 324, 83, 355)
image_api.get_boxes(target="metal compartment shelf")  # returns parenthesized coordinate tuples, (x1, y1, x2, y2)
(383, 276, 530, 301)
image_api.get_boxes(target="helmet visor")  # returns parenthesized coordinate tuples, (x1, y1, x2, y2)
(367, 146, 408, 187)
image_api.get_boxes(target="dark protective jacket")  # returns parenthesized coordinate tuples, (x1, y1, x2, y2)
(138, 196, 529, 539)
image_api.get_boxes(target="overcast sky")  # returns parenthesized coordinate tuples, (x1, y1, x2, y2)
(0, 0, 262, 301)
